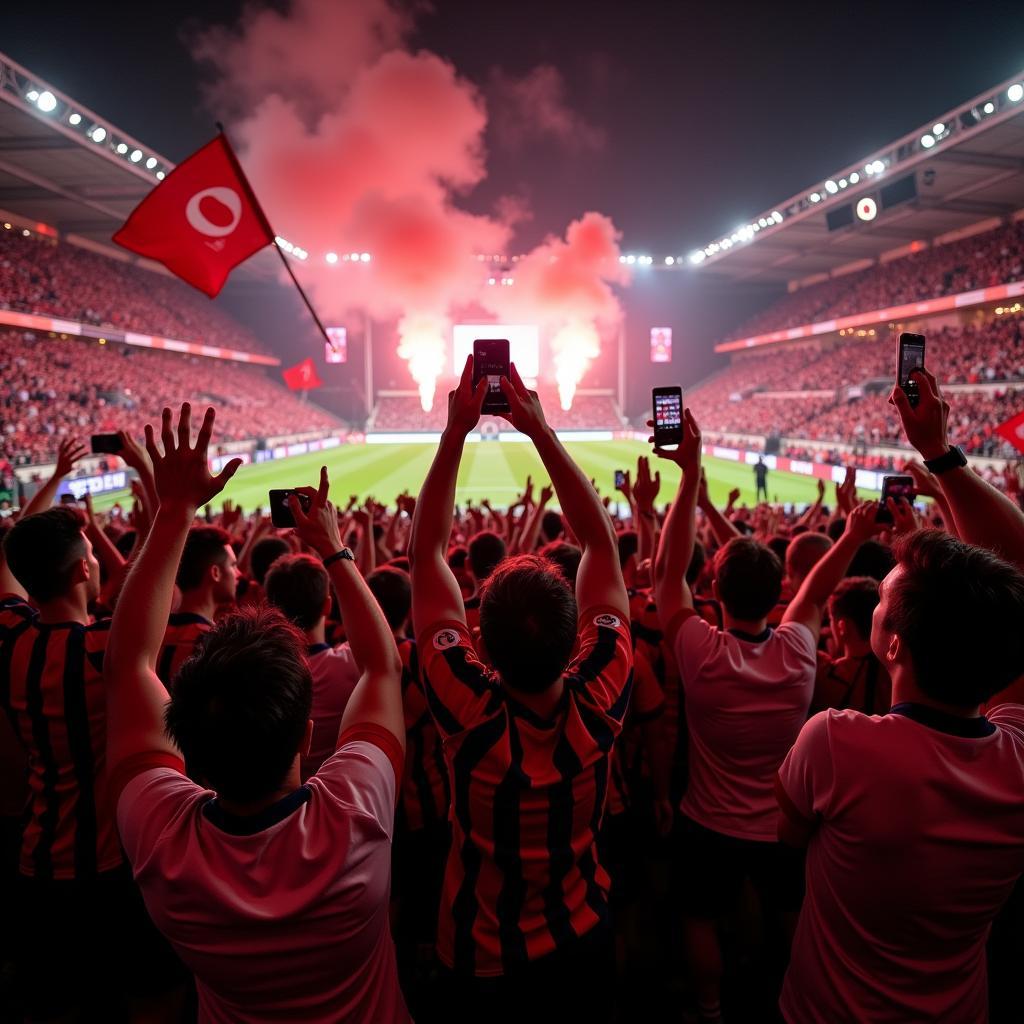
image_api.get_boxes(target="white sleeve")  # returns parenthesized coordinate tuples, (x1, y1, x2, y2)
(117, 768, 207, 869)
(312, 740, 398, 839)
(674, 612, 718, 686)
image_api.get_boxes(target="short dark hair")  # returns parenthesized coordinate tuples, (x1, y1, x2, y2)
(617, 530, 638, 570)
(468, 531, 506, 582)
(767, 535, 790, 565)
(846, 539, 895, 582)
(541, 510, 563, 542)
(251, 536, 290, 585)
(540, 540, 582, 588)
(177, 526, 232, 592)
(165, 606, 312, 803)
(447, 545, 468, 571)
(827, 518, 846, 541)
(367, 565, 411, 631)
(882, 531, 1024, 706)
(4, 508, 85, 603)
(828, 576, 879, 641)
(480, 554, 577, 693)
(787, 532, 833, 584)
(265, 554, 328, 631)
(713, 537, 783, 621)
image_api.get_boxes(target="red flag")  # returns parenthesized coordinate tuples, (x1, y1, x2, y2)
(995, 409, 1024, 455)
(283, 358, 323, 391)
(113, 135, 274, 297)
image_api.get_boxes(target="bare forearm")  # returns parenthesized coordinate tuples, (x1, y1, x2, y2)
(326, 561, 400, 676)
(22, 474, 62, 517)
(937, 468, 1024, 567)
(655, 476, 698, 593)
(410, 430, 462, 562)
(532, 427, 612, 551)
(794, 531, 860, 608)
(700, 497, 739, 547)
(355, 522, 376, 576)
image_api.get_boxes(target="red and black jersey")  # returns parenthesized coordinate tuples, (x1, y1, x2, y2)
(157, 612, 213, 686)
(396, 637, 449, 833)
(419, 607, 633, 977)
(0, 615, 122, 879)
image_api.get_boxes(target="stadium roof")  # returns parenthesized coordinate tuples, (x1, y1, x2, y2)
(0, 51, 280, 280)
(684, 69, 1024, 285)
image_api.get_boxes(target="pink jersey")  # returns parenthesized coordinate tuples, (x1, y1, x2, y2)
(116, 728, 409, 1024)
(673, 611, 816, 840)
(777, 704, 1024, 1023)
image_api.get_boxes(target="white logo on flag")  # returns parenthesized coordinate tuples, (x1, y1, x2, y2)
(185, 187, 243, 238)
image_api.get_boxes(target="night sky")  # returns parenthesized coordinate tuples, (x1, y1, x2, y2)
(4, 0, 1024, 407)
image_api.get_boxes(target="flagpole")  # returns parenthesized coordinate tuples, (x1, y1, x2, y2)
(215, 123, 335, 353)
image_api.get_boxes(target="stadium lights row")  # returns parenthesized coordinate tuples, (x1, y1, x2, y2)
(690, 78, 1024, 266)
(24, 86, 167, 181)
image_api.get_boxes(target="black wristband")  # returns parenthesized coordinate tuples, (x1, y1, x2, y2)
(923, 445, 968, 476)
(322, 547, 355, 568)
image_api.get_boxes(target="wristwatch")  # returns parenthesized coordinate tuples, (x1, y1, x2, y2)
(322, 547, 355, 568)
(923, 445, 968, 475)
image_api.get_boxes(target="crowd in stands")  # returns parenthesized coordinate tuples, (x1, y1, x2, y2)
(725, 219, 1024, 340)
(0, 328, 341, 467)
(0, 228, 271, 355)
(2, 358, 1023, 1023)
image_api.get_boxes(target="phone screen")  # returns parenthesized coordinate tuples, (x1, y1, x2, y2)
(898, 334, 926, 407)
(877, 475, 916, 524)
(653, 387, 683, 445)
(473, 339, 511, 415)
(91, 433, 123, 455)
(269, 489, 311, 529)
(614, 470, 625, 489)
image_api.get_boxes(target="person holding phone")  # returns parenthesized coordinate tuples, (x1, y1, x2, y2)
(410, 356, 631, 1023)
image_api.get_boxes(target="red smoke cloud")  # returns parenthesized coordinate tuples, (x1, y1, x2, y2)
(191, 0, 628, 410)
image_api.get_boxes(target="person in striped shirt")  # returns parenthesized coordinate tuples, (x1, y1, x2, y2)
(410, 359, 632, 1023)
(157, 525, 239, 685)
(1, 506, 184, 1021)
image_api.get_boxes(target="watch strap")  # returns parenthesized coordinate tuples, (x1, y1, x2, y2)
(322, 547, 355, 568)
(923, 445, 968, 475)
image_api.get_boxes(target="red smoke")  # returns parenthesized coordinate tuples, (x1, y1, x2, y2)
(191, 0, 628, 410)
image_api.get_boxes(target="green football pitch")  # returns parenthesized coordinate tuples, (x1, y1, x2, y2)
(91, 440, 842, 514)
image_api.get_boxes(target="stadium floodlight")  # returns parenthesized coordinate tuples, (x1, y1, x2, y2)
(68, 112, 81, 125)
(90, 126, 106, 143)
(983, 101, 995, 114)
(129, 149, 143, 163)
(664, 256, 675, 265)
(920, 134, 935, 148)
(26, 90, 39, 102)
(156, 171, 165, 180)
(488, 277, 496, 285)
(849, 171, 859, 184)
(688, 251, 705, 265)
(360, 252, 371, 262)
(771, 211, 782, 223)
(810, 192, 821, 202)
(325, 252, 338, 264)
(145, 157, 157, 169)
(115, 142, 128, 154)
(625, 254, 636, 264)
(36, 91, 57, 113)
(839, 178, 848, 188)
(1009, 84, 1024, 103)
(825, 180, 839, 194)
(933, 122, 945, 135)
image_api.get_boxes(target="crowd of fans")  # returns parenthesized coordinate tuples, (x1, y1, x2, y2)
(725, 219, 1024, 340)
(0, 228, 270, 355)
(1, 360, 1023, 1023)
(0, 328, 342, 467)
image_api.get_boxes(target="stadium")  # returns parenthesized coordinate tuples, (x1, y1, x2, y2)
(2, 8, 1024, 1024)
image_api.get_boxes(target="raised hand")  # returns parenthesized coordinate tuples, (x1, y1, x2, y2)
(844, 500, 885, 543)
(615, 469, 633, 503)
(289, 465, 343, 558)
(447, 354, 488, 437)
(904, 459, 943, 500)
(143, 403, 242, 513)
(886, 496, 921, 536)
(54, 436, 88, 478)
(634, 455, 661, 511)
(117, 429, 152, 476)
(651, 408, 702, 474)
(499, 363, 548, 439)
(817, 478, 826, 501)
(890, 368, 950, 461)
(538, 483, 554, 505)
(523, 475, 535, 507)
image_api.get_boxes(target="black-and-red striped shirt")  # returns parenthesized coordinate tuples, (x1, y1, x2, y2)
(0, 613, 122, 879)
(397, 637, 449, 833)
(158, 612, 213, 686)
(420, 606, 633, 976)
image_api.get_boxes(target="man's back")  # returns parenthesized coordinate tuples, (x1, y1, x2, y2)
(778, 704, 1024, 1023)
(0, 613, 121, 878)
(116, 735, 409, 1024)
(675, 613, 816, 840)
(419, 609, 633, 976)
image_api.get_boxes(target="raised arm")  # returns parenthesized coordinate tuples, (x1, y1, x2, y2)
(652, 409, 702, 649)
(782, 502, 880, 640)
(22, 437, 88, 517)
(409, 356, 487, 636)
(501, 365, 628, 618)
(891, 370, 1024, 563)
(697, 467, 741, 547)
(515, 482, 553, 555)
(633, 456, 661, 566)
(106, 404, 241, 772)
(290, 468, 403, 747)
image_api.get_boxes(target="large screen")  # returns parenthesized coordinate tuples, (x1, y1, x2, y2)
(453, 324, 539, 379)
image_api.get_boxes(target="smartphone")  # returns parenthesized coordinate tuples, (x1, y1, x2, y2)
(269, 489, 311, 528)
(614, 469, 626, 489)
(472, 338, 510, 415)
(652, 386, 683, 447)
(877, 474, 916, 524)
(897, 333, 926, 409)
(91, 433, 123, 455)
(59, 493, 81, 506)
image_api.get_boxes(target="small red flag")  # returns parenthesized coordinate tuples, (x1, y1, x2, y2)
(995, 409, 1024, 455)
(113, 135, 274, 297)
(283, 357, 322, 391)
